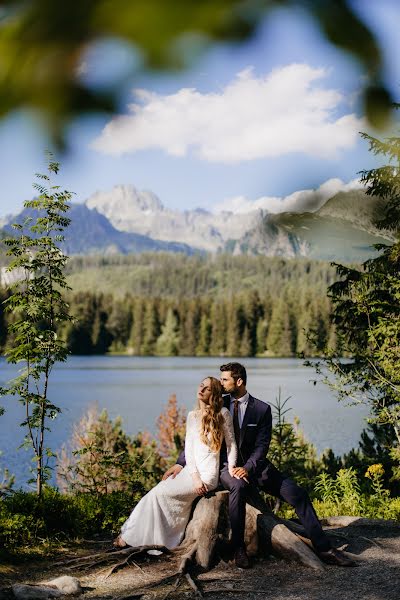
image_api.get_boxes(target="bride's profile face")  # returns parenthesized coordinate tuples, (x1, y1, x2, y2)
(197, 378, 212, 406)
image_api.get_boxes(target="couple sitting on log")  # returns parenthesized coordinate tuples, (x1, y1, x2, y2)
(114, 362, 356, 568)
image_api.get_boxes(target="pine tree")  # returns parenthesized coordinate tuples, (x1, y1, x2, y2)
(238, 325, 252, 357)
(141, 299, 160, 355)
(128, 298, 145, 355)
(156, 308, 180, 356)
(91, 308, 112, 354)
(256, 318, 268, 355)
(242, 290, 262, 356)
(196, 313, 211, 356)
(225, 299, 242, 356)
(209, 300, 227, 356)
(179, 299, 200, 356)
(266, 298, 293, 356)
(313, 123, 400, 442)
(65, 292, 95, 354)
(107, 298, 132, 352)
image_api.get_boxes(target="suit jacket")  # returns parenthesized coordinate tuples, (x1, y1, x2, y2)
(177, 394, 272, 478)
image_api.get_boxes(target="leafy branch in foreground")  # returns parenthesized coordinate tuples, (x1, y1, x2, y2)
(309, 119, 400, 444)
(0, 155, 74, 496)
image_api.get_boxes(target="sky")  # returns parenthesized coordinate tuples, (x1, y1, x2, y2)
(0, 0, 399, 219)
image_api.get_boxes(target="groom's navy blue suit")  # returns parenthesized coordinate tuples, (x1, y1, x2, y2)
(178, 394, 331, 553)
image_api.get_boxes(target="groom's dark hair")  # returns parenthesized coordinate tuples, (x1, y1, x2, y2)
(220, 362, 247, 385)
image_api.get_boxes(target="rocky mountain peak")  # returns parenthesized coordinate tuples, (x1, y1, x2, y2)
(84, 184, 261, 251)
(86, 184, 164, 222)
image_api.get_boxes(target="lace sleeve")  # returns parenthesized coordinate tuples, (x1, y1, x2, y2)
(185, 411, 199, 475)
(222, 408, 237, 468)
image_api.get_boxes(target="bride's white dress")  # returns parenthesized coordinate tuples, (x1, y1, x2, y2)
(120, 406, 237, 549)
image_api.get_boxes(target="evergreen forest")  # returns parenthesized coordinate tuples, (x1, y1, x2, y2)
(0, 253, 340, 358)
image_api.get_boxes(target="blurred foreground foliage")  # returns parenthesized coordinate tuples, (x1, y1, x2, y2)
(0, 0, 394, 145)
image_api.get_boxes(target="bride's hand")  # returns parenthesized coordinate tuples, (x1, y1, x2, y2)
(228, 465, 236, 478)
(192, 473, 208, 496)
(162, 464, 183, 481)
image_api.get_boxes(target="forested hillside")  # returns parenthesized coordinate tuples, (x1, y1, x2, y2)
(0, 254, 340, 357)
(65, 253, 337, 298)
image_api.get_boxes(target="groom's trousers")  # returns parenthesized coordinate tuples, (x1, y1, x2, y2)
(220, 463, 331, 553)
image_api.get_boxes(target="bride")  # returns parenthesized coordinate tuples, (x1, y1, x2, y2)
(115, 376, 237, 549)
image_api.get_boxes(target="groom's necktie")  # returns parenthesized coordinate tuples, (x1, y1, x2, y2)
(233, 399, 241, 451)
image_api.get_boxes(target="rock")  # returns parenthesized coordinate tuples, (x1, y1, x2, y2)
(321, 516, 400, 528)
(44, 578, 82, 596)
(12, 585, 63, 600)
(12, 576, 82, 600)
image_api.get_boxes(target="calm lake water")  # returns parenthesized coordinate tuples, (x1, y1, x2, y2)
(0, 356, 368, 487)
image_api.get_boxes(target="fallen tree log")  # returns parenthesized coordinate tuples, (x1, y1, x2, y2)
(178, 490, 325, 571)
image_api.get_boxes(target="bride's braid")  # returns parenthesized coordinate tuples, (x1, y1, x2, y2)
(199, 377, 224, 452)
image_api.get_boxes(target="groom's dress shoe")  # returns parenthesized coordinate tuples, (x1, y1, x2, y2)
(234, 547, 250, 569)
(318, 548, 358, 567)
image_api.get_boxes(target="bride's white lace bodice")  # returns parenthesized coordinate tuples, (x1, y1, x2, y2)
(185, 406, 237, 488)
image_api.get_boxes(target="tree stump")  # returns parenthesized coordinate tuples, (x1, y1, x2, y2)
(178, 490, 325, 571)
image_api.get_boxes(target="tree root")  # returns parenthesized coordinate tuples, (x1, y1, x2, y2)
(160, 574, 183, 600)
(56, 492, 375, 585)
(55, 545, 170, 572)
(184, 572, 203, 598)
(103, 555, 144, 579)
(358, 536, 383, 548)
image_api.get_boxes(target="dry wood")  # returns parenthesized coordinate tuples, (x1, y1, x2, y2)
(178, 491, 228, 570)
(57, 545, 170, 571)
(185, 572, 203, 597)
(177, 491, 325, 571)
(254, 510, 325, 571)
(358, 536, 383, 548)
(160, 574, 183, 600)
(103, 554, 143, 579)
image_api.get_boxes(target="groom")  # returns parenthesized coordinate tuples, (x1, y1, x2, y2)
(164, 362, 356, 568)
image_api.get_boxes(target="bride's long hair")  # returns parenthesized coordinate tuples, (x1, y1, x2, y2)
(197, 377, 224, 452)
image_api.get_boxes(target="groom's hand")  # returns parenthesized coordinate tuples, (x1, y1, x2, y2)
(232, 467, 249, 483)
(162, 464, 183, 480)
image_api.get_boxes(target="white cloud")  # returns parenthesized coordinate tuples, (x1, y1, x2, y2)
(213, 178, 364, 214)
(92, 64, 363, 163)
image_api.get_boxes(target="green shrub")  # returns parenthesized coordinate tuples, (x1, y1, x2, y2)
(312, 465, 400, 521)
(57, 406, 163, 494)
(0, 487, 142, 548)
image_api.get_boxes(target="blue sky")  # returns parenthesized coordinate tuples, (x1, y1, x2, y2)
(0, 0, 399, 218)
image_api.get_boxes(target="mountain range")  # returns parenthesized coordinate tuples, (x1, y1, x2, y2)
(0, 184, 394, 262)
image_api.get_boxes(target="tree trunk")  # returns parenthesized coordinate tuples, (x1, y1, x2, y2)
(178, 490, 325, 571)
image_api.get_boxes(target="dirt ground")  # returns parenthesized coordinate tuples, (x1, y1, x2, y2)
(1, 521, 400, 600)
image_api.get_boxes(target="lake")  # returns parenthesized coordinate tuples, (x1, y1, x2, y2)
(0, 356, 369, 487)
